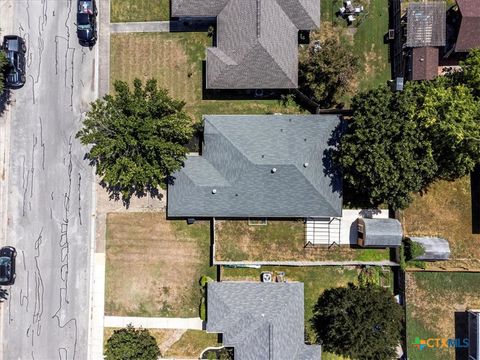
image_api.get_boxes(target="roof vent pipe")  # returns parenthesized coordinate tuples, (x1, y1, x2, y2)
(212, 189, 217, 194)
(304, 162, 309, 168)
(271, 168, 277, 173)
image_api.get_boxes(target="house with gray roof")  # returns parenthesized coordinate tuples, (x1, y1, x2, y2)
(171, 0, 320, 89)
(206, 281, 321, 360)
(167, 114, 342, 219)
(356, 218, 403, 248)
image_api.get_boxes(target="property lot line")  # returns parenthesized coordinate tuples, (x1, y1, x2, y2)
(110, 21, 170, 33)
(214, 260, 399, 266)
(104, 316, 204, 330)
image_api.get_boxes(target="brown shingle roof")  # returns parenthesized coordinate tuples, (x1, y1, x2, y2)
(455, 0, 480, 52)
(411, 47, 439, 80)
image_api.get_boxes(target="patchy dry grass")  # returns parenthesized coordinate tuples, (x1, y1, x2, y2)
(105, 212, 215, 317)
(215, 220, 390, 262)
(406, 272, 480, 359)
(110, 0, 169, 22)
(110, 33, 305, 122)
(402, 177, 480, 270)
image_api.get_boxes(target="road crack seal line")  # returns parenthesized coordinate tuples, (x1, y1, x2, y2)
(52, 136, 78, 360)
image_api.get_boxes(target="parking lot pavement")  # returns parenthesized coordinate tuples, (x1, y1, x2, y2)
(0, 0, 97, 358)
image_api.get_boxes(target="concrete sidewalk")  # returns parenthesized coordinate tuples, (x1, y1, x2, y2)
(110, 21, 169, 33)
(104, 316, 204, 330)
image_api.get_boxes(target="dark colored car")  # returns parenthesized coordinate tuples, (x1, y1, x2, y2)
(2, 35, 26, 89)
(0, 246, 16, 286)
(77, 0, 97, 47)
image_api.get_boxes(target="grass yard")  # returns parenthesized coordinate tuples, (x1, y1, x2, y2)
(320, 0, 390, 96)
(406, 272, 480, 360)
(104, 328, 219, 359)
(110, 33, 305, 123)
(110, 0, 169, 22)
(215, 220, 391, 262)
(221, 265, 361, 344)
(402, 177, 480, 270)
(105, 212, 215, 317)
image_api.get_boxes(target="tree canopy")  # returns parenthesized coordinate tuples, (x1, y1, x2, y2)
(0, 51, 7, 94)
(311, 284, 403, 360)
(77, 78, 193, 205)
(299, 32, 359, 108)
(105, 325, 161, 360)
(338, 52, 480, 209)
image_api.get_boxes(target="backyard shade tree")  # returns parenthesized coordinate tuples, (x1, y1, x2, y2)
(77, 78, 193, 205)
(299, 33, 359, 108)
(105, 325, 161, 360)
(337, 84, 437, 210)
(311, 284, 403, 360)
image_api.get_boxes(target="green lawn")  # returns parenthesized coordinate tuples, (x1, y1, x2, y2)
(221, 265, 360, 344)
(406, 272, 480, 359)
(110, 0, 169, 22)
(164, 330, 220, 358)
(110, 32, 305, 123)
(320, 0, 390, 96)
(105, 213, 215, 317)
(215, 220, 391, 262)
(402, 177, 480, 270)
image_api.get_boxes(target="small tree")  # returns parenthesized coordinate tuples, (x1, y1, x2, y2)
(77, 78, 193, 206)
(105, 325, 161, 360)
(311, 284, 403, 360)
(299, 33, 359, 108)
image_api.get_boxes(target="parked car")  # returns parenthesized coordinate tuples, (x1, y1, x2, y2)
(0, 246, 16, 286)
(76, 0, 97, 47)
(2, 35, 26, 89)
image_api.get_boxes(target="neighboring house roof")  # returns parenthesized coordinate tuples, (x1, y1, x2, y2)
(357, 218, 403, 247)
(411, 47, 439, 80)
(206, 281, 321, 360)
(409, 237, 450, 261)
(171, 0, 320, 89)
(406, 2, 446, 47)
(167, 115, 343, 218)
(469, 310, 480, 360)
(455, 0, 480, 52)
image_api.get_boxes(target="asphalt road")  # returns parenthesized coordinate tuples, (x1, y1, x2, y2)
(0, 0, 96, 359)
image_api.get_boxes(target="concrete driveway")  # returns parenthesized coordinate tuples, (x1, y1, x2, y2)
(0, 0, 96, 358)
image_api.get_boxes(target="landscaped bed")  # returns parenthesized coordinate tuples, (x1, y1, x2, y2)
(110, 32, 305, 123)
(105, 212, 215, 317)
(406, 272, 480, 360)
(110, 0, 169, 22)
(402, 177, 480, 270)
(214, 220, 391, 262)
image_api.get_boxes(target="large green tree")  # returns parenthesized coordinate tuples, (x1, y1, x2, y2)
(311, 284, 403, 360)
(299, 35, 359, 108)
(458, 48, 480, 97)
(337, 84, 437, 209)
(77, 78, 193, 205)
(105, 325, 161, 360)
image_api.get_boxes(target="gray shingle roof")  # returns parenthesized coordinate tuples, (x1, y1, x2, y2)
(409, 237, 450, 261)
(406, 2, 446, 47)
(358, 218, 403, 247)
(167, 115, 343, 218)
(206, 282, 321, 360)
(171, 0, 320, 89)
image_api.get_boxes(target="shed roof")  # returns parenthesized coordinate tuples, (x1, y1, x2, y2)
(455, 0, 480, 52)
(206, 282, 321, 360)
(409, 237, 450, 261)
(359, 218, 403, 247)
(406, 2, 446, 47)
(168, 115, 343, 218)
(171, 0, 320, 89)
(411, 47, 439, 80)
